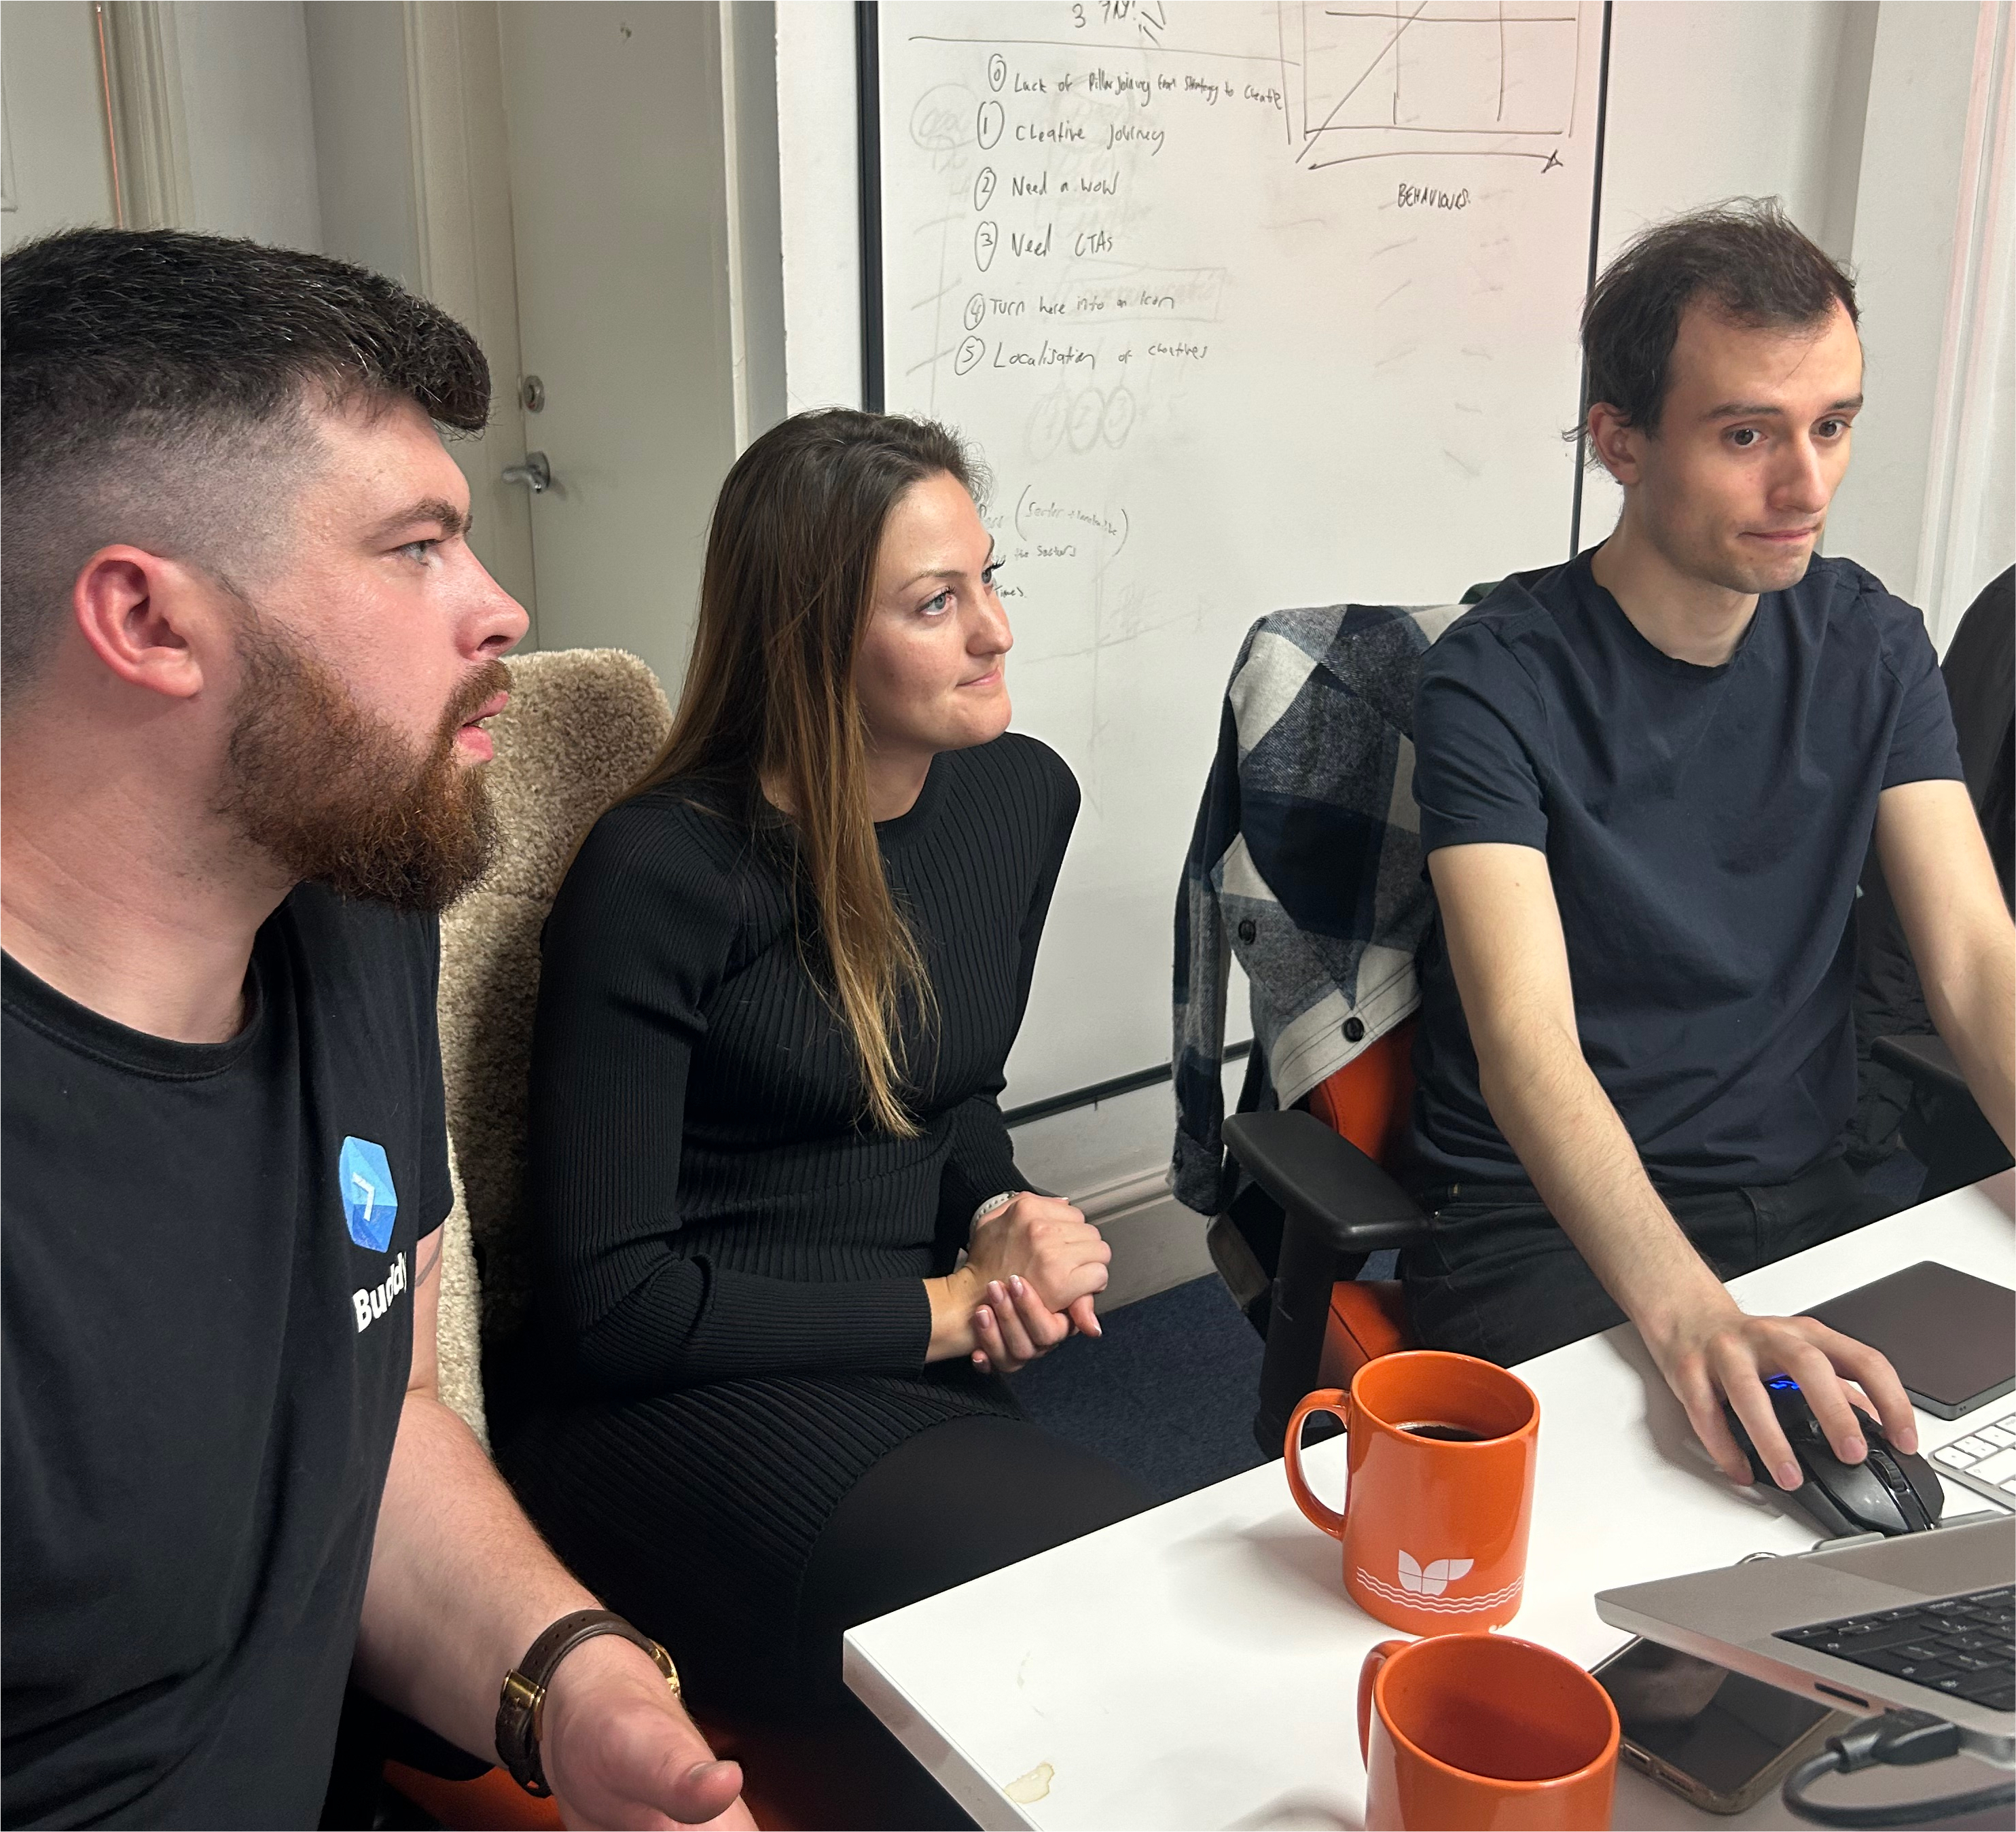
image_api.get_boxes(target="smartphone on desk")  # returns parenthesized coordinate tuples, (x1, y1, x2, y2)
(1592, 1636, 1858, 1815)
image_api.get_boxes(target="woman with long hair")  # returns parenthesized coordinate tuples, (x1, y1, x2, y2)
(499, 410, 1147, 1748)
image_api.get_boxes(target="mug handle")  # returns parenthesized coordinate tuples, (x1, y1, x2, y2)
(1283, 1387, 1353, 1539)
(1357, 1639, 1409, 1761)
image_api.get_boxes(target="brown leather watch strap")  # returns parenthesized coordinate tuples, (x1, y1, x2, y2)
(496, 1608, 680, 1797)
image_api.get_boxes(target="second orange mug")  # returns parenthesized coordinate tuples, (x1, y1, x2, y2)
(1358, 1633, 1619, 1831)
(1284, 1350, 1538, 1634)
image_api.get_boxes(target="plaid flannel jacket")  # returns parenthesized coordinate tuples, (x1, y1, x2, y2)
(1170, 600, 1467, 1215)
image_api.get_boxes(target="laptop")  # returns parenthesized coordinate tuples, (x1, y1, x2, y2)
(1595, 1516, 2015, 1766)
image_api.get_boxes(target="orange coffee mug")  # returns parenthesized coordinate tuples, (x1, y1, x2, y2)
(1357, 1633, 1619, 1831)
(1283, 1350, 1538, 1634)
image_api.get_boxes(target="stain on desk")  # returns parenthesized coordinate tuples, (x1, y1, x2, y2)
(1005, 1761, 1056, 1803)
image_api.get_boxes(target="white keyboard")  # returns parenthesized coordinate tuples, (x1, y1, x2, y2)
(1932, 1407, 2016, 1505)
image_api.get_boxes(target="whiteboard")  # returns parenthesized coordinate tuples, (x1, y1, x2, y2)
(873, 0, 1606, 1104)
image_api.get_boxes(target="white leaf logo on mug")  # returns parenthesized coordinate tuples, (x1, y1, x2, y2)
(1397, 1551, 1473, 1596)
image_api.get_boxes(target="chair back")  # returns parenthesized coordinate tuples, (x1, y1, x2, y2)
(414, 651, 825, 1832)
(1307, 1020, 1417, 1166)
(435, 649, 674, 1370)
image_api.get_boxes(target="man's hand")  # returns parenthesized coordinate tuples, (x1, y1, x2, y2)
(538, 1635, 753, 1831)
(1644, 1289, 1918, 1490)
(357, 1228, 750, 1829)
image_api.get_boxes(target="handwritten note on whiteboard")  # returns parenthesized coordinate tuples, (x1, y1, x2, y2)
(876, 1, 1604, 1102)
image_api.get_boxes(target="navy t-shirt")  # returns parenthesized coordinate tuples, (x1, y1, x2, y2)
(1409, 550, 1963, 1190)
(1, 886, 452, 1827)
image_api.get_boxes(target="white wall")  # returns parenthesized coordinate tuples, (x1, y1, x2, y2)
(774, 0, 860, 412)
(0, 1, 117, 249)
(1565, 1, 1881, 547)
(305, 1, 421, 289)
(1597, 1, 1875, 264)
(172, 1, 321, 251)
(3, 2, 384, 268)
(723, 0, 789, 446)
(1826, 1, 2014, 643)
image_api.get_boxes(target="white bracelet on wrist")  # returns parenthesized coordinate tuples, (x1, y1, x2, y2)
(972, 1190, 1020, 1224)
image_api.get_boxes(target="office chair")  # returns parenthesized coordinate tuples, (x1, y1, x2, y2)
(372, 647, 674, 1829)
(1854, 567, 2014, 1202)
(1173, 596, 1471, 1456)
(1873, 1034, 2013, 1201)
(1222, 1024, 1433, 1452)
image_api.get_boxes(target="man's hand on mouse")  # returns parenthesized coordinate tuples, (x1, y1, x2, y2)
(1644, 1289, 1918, 1489)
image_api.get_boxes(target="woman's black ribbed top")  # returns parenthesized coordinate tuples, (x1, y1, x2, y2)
(502, 734, 1078, 1693)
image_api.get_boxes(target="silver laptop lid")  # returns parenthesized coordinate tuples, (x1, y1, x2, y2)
(1596, 1517, 2015, 1765)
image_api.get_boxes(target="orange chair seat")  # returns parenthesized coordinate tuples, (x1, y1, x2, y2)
(384, 1761, 566, 1831)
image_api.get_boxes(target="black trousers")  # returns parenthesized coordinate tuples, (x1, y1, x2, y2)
(1404, 1153, 1886, 1367)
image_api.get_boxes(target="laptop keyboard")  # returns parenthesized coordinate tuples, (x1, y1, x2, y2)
(1930, 1407, 2016, 1503)
(1776, 1586, 2015, 1713)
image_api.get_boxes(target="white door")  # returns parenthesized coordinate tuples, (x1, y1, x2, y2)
(495, 2, 739, 702)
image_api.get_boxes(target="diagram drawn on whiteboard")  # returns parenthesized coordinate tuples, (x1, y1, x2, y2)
(1291, 1, 1584, 168)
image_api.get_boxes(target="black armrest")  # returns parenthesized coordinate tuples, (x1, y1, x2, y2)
(1225, 1110, 1431, 1454)
(1222, 1109, 1429, 1254)
(1873, 1033, 1970, 1100)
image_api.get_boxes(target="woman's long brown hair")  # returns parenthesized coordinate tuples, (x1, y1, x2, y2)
(631, 409, 980, 1136)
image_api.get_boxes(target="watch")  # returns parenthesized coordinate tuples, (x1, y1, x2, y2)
(496, 1608, 681, 1797)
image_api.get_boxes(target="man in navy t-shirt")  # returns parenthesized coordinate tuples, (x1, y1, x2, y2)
(1407, 201, 2013, 1498)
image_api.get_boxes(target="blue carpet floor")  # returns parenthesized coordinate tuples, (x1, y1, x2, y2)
(1012, 1151, 1930, 1507)
(1008, 1272, 1267, 1504)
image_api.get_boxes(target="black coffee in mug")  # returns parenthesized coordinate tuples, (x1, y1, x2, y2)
(1397, 1420, 1488, 1443)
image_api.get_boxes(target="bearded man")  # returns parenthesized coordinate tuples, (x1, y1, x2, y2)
(1, 228, 751, 1831)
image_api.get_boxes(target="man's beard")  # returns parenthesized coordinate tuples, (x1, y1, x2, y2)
(217, 616, 506, 913)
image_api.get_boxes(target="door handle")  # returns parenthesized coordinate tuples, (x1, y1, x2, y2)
(501, 452, 552, 493)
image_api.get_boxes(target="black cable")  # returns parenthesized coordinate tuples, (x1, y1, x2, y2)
(1782, 1709, 2015, 1828)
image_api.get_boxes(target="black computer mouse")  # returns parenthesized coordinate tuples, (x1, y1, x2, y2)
(1723, 1375, 1944, 1537)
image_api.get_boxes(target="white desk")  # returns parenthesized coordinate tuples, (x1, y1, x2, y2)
(846, 1173, 2016, 1831)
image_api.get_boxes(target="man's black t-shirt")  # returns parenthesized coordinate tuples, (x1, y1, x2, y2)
(1, 885, 452, 1828)
(1409, 550, 1964, 1190)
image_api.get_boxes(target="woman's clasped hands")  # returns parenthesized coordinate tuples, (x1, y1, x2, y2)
(925, 1193, 1111, 1374)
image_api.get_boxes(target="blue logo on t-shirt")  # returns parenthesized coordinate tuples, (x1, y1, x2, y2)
(338, 1137, 398, 1253)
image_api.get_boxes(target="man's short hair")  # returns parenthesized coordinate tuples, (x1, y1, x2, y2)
(1, 228, 490, 702)
(1581, 198, 1858, 439)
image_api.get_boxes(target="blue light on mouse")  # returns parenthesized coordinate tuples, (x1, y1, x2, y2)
(1766, 1375, 1799, 1392)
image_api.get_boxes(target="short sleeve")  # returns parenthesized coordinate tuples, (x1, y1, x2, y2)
(1411, 631, 1551, 855)
(1876, 596, 1965, 791)
(414, 916, 454, 1235)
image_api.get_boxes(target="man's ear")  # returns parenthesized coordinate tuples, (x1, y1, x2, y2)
(1586, 403, 1644, 489)
(71, 546, 228, 700)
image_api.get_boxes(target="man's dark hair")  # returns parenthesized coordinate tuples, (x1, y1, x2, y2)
(1581, 198, 1858, 441)
(1, 228, 490, 702)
